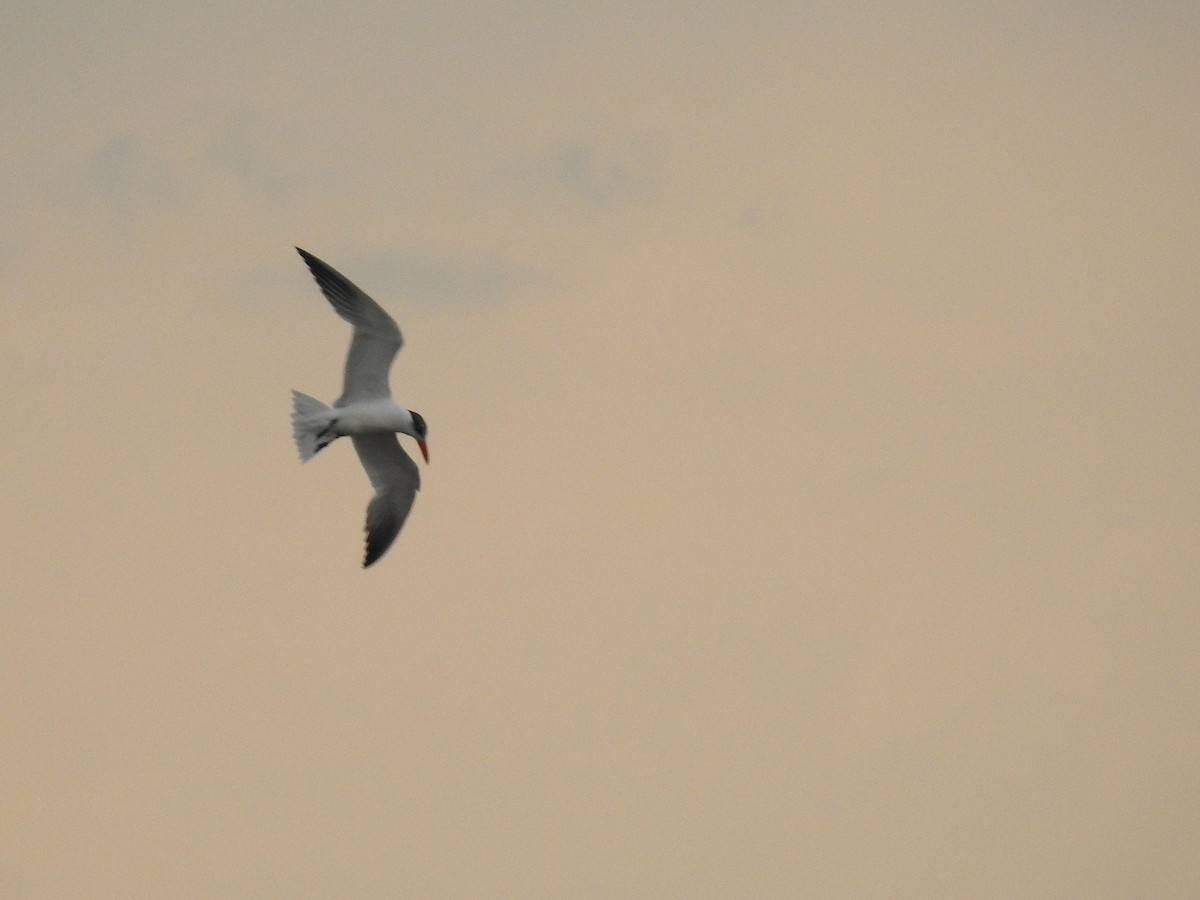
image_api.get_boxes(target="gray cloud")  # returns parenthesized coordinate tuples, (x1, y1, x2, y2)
(208, 112, 292, 209)
(508, 136, 660, 212)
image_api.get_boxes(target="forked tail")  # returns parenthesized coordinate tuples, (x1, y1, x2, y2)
(290, 391, 336, 461)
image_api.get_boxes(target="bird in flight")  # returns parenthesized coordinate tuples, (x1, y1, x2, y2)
(290, 247, 429, 567)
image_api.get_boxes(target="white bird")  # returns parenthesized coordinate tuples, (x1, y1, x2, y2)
(290, 247, 429, 567)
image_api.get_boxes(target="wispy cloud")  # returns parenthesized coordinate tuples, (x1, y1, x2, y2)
(505, 136, 660, 213)
(54, 115, 294, 230)
(208, 112, 292, 209)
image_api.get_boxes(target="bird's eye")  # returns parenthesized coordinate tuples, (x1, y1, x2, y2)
(411, 410, 427, 437)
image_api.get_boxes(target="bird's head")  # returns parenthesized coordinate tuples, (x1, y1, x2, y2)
(409, 410, 430, 463)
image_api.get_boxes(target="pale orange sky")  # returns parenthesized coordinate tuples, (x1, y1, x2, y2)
(2, 2, 1198, 897)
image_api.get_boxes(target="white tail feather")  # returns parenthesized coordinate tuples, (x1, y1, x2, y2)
(291, 390, 335, 461)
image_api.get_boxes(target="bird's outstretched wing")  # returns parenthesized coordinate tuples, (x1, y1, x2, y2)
(296, 247, 403, 405)
(352, 434, 421, 568)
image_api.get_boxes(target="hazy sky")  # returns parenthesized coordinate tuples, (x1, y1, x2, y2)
(2, 2, 1198, 896)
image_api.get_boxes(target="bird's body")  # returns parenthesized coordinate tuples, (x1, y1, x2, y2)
(327, 397, 417, 436)
(290, 247, 429, 567)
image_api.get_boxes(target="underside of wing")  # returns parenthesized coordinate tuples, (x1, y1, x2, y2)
(295, 248, 404, 404)
(352, 435, 420, 568)
(339, 333, 401, 404)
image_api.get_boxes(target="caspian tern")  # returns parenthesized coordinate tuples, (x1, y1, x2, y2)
(290, 247, 429, 568)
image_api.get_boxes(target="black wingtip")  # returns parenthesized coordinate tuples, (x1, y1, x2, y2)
(295, 247, 329, 286)
(362, 532, 384, 568)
